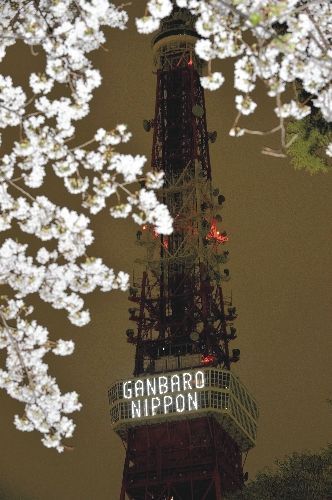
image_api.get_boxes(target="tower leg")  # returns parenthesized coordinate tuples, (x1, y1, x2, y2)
(120, 418, 243, 499)
(120, 432, 132, 500)
(214, 469, 222, 500)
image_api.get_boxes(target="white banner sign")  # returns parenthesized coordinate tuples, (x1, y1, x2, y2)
(122, 370, 206, 419)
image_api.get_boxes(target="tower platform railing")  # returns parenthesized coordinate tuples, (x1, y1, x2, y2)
(109, 367, 258, 452)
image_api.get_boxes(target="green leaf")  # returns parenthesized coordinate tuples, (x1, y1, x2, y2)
(286, 110, 332, 175)
(249, 13, 262, 26)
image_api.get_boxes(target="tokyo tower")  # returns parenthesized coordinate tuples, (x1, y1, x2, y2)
(109, 7, 258, 499)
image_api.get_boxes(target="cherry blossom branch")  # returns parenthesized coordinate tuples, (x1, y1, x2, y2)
(8, 179, 37, 202)
(241, 125, 282, 136)
(0, 311, 36, 391)
(305, 9, 330, 53)
(0, 0, 173, 453)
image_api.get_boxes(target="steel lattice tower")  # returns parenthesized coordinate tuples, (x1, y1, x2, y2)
(109, 8, 258, 499)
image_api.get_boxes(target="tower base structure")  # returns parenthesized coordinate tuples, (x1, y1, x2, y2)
(121, 417, 243, 500)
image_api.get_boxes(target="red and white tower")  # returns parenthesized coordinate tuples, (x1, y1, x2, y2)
(109, 8, 258, 499)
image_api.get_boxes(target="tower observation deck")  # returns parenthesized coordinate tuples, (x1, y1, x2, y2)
(109, 7, 258, 499)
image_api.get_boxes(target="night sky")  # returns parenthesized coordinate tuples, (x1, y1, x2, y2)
(1, 3, 331, 499)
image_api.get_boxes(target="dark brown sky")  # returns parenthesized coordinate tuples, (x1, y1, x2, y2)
(1, 3, 331, 499)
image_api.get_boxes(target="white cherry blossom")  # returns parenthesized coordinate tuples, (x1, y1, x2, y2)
(275, 100, 311, 119)
(0, 0, 172, 453)
(136, 17, 161, 34)
(147, 0, 173, 19)
(235, 95, 257, 116)
(200, 72, 225, 91)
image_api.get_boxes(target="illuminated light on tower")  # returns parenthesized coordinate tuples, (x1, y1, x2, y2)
(109, 7, 258, 499)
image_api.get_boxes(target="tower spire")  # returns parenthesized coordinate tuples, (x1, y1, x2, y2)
(152, 5, 201, 72)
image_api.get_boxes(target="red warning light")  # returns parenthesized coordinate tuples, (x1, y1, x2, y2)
(151, 228, 169, 250)
(201, 354, 216, 365)
(206, 219, 228, 244)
